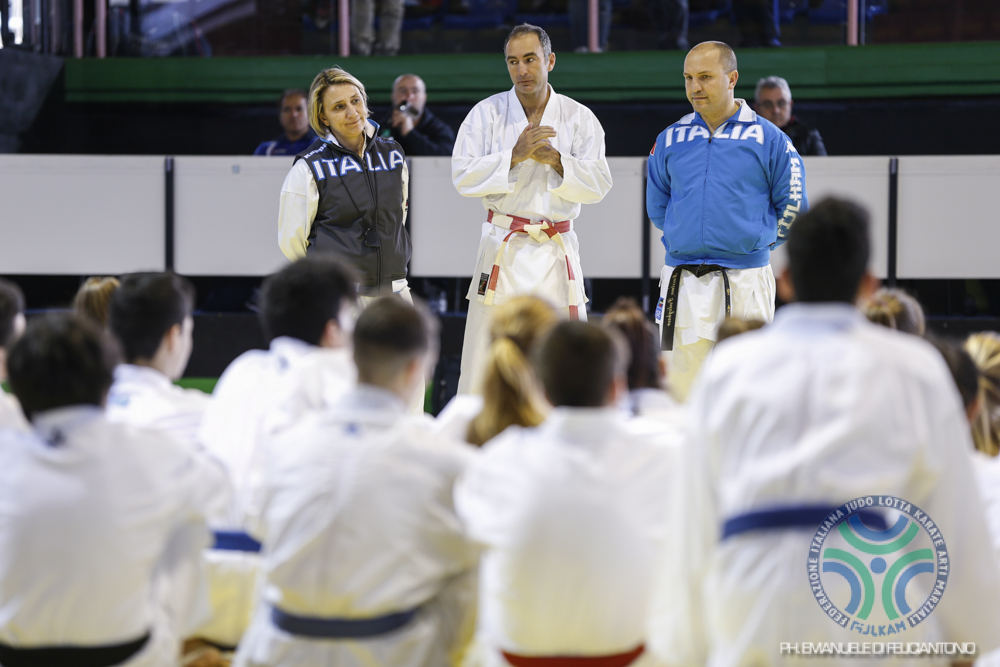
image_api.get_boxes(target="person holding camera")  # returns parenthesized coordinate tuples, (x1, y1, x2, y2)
(380, 74, 456, 157)
(278, 67, 412, 303)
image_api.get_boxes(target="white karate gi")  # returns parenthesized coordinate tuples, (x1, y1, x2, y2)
(106, 364, 210, 451)
(623, 387, 684, 427)
(0, 390, 27, 431)
(104, 363, 249, 647)
(452, 85, 612, 395)
(235, 385, 479, 667)
(200, 337, 354, 526)
(655, 263, 775, 402)
(434, 394, 484, 444)
(972, 451, 1000, 562)
(649, 303, 1000, 667)
(455, 407, 680, 667)
(0, 406, 221, 665)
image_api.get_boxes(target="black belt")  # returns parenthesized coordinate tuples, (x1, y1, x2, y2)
(0, 632, 150, 667)
(661, 264, 731, 351)
(271, 605, 419, 639)
(721, 506, 887, 541)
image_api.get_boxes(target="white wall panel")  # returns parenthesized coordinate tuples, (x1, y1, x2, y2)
(173, 156, 290, 276)
(0, 155, 164, 274)
(898, 156, 1000, 279)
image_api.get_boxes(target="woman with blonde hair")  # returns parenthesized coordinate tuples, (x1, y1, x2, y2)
(966, 332, 1000, 457)
(72, 276, 120, 328)
(436, 296, 557, 446)
(277, 67, 411, 304)
(862, 287, 926, 335)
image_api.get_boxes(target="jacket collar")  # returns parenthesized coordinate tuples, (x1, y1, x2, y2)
(321, 119, 379, 153)
(681, 98, 757, 127)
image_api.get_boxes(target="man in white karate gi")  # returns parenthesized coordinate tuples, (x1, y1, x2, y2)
(200, 257, 359, 529)
(105, 272, 208, 448)
(0, 278, 27, 430)
(648, 198, 1000, 666)
(0, 314, 223, 666)
(455, 321, 678, 667)
(235, 297, 478, 667)
(105, 272, 244, 653)
(452, 23, 613, 395)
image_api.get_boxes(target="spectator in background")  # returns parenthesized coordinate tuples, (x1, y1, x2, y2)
(0, 278, 27, 430)
(380, 74, 456, 156)
(352, 0, 404, 56)
(754, 75, 827, 156)
(650, 0, 688, 50)
(862, 286, 926, 335)
(733, 0, 780, 47)
(569, 0, 611, 52)
(254, 89, 317, 157)
(73, 276, 120, 329)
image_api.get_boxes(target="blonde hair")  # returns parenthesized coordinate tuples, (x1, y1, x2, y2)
(307, 67, 369, 137)
(965, 332, 1000, 457)
(73, 276, 120, 328)
(467, 296, 557, 447)
(716, 316, 766, 344)
(862, 288, 926, 336)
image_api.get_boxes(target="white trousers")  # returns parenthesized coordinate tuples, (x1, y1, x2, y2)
(457, 297, 586, 396)
(656, 264, 775, 402)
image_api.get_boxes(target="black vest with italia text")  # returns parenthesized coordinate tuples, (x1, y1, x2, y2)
(295, 132, 410, 297)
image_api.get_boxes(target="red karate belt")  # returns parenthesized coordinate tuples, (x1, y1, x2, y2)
(485, 210, 580, 320)
(501, 645, 645, 667)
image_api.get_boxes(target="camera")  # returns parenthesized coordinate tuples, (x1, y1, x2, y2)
(396, 102, 419, 117)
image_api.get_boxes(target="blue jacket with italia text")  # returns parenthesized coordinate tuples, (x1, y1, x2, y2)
(646, 100, 807, 269)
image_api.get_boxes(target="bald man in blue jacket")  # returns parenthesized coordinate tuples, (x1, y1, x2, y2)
(646, 40, 807, 400)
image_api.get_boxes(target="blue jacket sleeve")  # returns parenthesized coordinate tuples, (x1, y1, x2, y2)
(768, 130, 808, 247)
(646, 130, 671, 232)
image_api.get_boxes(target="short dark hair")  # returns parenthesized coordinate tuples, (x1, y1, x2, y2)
(505, 23, 552, 59)
(8, 313, 120, 420)
(109, 273, 195, 363)
(601, 297, 660, 391)
(535, 321, 627, 408)
(353, 297, 434, 386)
(279, 88, 308, 109)
(925, 333, 980, 412)
(786, 197, 871, 304)
(259, 258, 359, 345)
(0, 278, 25, 349)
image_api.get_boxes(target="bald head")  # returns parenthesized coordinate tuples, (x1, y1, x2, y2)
(392, 74, 427, 116)
(687, 41, 737, 74)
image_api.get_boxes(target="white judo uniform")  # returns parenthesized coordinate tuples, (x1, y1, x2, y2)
(452, 85, 612, 395)
(649, 303, 1000, 667)
(235, 385, 479, 667)
(972, 451, 1000, 562)
(0, 390, 27, 431)
(0, 406, 222, 666)
(200, 337, 355, 526)
(106, 364, 211, 450)
(455, 407, 680, 667)
(105, 363, 250, 647)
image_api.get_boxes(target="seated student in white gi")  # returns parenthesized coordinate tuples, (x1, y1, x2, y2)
(104, 272, 241, 656)
(0, 277, 27, 430)
(649, 198, 1000, 667)
(236, 297, 479, 667)
(200, 256, 359, 528)
(0, 313, 224, 666)
(600, 296, 683, 429)
(437, 295, 557, 446)
(455, 320, 678, 667)
(106, 272, 206, 447)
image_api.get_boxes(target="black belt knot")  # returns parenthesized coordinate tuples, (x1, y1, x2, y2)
(661, 264, 731, 351)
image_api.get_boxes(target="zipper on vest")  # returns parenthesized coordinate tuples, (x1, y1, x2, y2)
(360, 147, 382, 295)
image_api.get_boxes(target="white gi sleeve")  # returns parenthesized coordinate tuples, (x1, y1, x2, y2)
(647, 379, 715, 667)
(452, 107, 515, 198)
(547, 107, 613, 205)
(278, 160, 318, 261)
